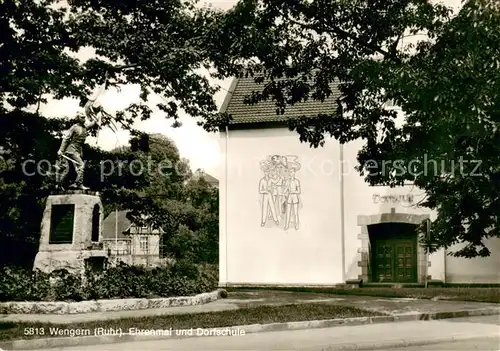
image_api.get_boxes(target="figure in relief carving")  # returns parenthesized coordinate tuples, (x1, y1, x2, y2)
(259, 162, 279, 226)
(259, 155, 301, 230)
(284, 167, 301, 230)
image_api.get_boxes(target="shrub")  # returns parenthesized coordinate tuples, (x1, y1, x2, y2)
(49, 269, 84, 301)
(0, 263, 219, 302)
(0, 267, 51, 301)
(30, 270, 52, 300)
(171, 259, 199, 279)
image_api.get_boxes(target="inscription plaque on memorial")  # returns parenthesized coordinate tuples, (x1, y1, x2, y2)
(49, 204, 75, 244)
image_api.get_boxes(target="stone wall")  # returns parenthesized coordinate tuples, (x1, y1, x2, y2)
(0, 290, 222, 314)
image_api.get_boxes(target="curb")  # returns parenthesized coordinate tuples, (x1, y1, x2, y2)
(0, 290, 222, 315)
(1, 307, 499, 350)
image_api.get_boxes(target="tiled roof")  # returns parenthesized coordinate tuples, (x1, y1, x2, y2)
(102, 210, 164, 239)
(102, 210, 131, 240)
(194, 170, 219, 185)
(221, 74, 341, 125)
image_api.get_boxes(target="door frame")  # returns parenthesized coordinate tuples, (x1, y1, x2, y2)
(357, 212, 430, 284)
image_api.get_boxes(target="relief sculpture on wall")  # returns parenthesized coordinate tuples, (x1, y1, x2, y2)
(259, 155, 301, 230)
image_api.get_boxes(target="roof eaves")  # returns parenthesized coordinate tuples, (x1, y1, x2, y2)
(219, 77, 240, 114)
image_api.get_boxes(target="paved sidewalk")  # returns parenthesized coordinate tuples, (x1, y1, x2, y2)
(1, 290, 498, 324)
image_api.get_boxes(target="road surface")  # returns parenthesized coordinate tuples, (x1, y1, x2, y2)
(383, 315, 499, 351)
(34, 315, 500, 350)
(384, 337, 499, 350)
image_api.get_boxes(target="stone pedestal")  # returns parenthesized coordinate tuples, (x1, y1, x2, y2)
(33, 192, 108, 275)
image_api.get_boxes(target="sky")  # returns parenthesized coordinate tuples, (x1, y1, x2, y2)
(38, 0, 462, 179)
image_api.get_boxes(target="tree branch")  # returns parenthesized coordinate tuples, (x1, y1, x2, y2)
(113, 64, 141, 70)
(284, 14, 401, 64)
(35, 92, 42, 115)
(389, 34, 402, 57)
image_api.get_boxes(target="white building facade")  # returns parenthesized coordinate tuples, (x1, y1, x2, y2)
(218, 76, 500, 287)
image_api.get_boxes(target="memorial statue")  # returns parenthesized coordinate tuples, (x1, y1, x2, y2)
(55, 101, 101, 190)
(55, 74, 117, 190)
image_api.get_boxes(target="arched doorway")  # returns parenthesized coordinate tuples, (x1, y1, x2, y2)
(368, 222, 418, 283)
(357, 211, 430, 284)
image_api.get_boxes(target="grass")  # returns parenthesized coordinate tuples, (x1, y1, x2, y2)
(227, 287, 500, 303)
(0, 304, 383, 341)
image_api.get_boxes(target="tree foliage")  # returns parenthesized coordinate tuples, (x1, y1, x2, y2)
(1, 0, 222, 126)
(206, 0, 500, 257)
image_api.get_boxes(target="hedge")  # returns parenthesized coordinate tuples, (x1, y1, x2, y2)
(0, 261, 218, 302)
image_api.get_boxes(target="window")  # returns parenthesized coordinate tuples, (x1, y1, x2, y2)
(139, 236, 149, 253)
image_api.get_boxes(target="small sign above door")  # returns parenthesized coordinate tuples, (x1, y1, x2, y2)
(372, 194, 414, 204)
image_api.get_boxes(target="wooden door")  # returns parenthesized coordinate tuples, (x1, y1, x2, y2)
(374, 241, 393, 282)
(394, 240, 417, 282)
(373, 239, 417, 283)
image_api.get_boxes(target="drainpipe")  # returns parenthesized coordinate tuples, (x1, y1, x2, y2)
(443, 248, 447, 285)
(115, 208, 118, 257)
(338, 98, 346, 284)
(340, 142, 346, 283)
(225, 126, 229, 285)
